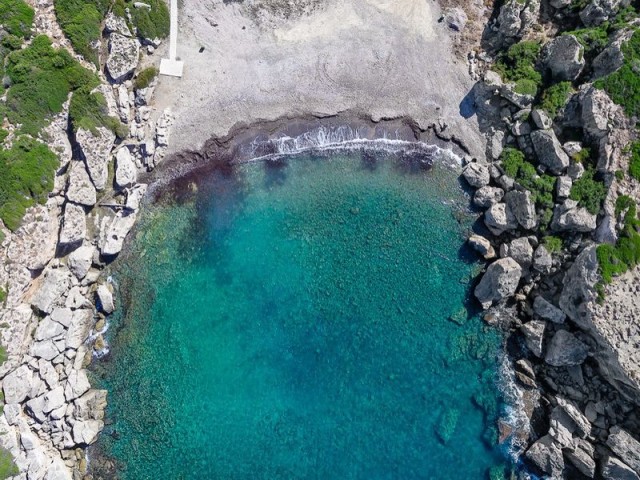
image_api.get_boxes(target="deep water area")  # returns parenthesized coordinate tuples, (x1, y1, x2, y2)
(94, 149, 508, 479)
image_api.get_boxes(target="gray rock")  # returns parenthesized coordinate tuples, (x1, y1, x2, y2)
(545, 330, 589, 366)
(50, 307, 73, 328)
(442, 7, 467, 31)
(551, 200, 598, 232)
(115, 147, 137, 188)
(484, 202, 518, 235)
(593, 30, 633, 79)
(66, 309, 94, 350)
(522, 319, 546, 357)
(541, 35, 585, 81)
(525, 435, 565, 478)
(568, 161, 586, 180)
(550, 0, 572, 7)
(533, 245, 553, 274)
(490, 0, 541, 49)
(607, 427, 640, 474)
(531, 109, 552, 129)
(43, 385, 65, 413)
(559, 245, 599, 328)
(59, 202, 86, 248)
(66, 286, 92, 310)
(565, 439, 596, 478)
(106, 33, 140, 83)
(125, 183, 147, 211)
(104, 12, 131, 37)
(72, 419, 104, 445)
(97, 283, 115, 314)
(31, 339, 60, 361)
(487, 128, 505, 160)
(531, 129, 570, 174)
(563, 141, 584, 158)
(533, 296, 566, 324)
(556, 397, 592, 438)
(473, 186, 504, 208)
(582, 87, 616, 140)
(602, 456, 640, 480)
(65, 161, 97, 207)
(44, 460, 73, 480)
(462, 162, 491, 188)
(73, 389, 107, 421)
(507, 237, 533, 267)
(67, 245, 95, 280)
(31, 268, 72, 314)
(556, 176, 572, 199)
(64, 369, 91, 401)
(500, 84, 534, 109)
(474, 257, 522, 309)
(468, 234, 496, 259)
(101, 211, 137, 256)
(34, 317, 65, 342)
(76, 127, 116, 191)
(3, 364, 34, 403)
(580, 0, 627, 26)
(25, 394, 47, 422)
(505, 190, 537, 230)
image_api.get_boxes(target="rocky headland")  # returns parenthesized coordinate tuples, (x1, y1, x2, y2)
(0, 0, 638, 479)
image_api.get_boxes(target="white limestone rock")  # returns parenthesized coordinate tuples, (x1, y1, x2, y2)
(64, 369, 91, 402)
(66, 161, 97, 207)
(59, 202, 86, 248)
(107, 33, 140, 83)
(101, 211, 137, 256)
(67, 245, 95, 280)
(3, 365, 34, 403)
(484, 202, 518, 236)
(31, 268, 72, 315)
(531, 129, 570, 174)
(474, 257, 522, 309)
(96, 283, 115, 314)
(76, 127, 116, 191)
(115, 147, 137, 188)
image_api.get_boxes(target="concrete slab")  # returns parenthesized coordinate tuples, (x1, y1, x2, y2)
(160, 58, 184, 77)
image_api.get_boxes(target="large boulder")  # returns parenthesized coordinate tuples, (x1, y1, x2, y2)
(545, 330, 589, 366)
(76, 127, 116, 191)
(559, 245, 599, 328)
(607, 427, 640, 474)
(101, 211, 137, 256)
(533, 296, 566, 324)
(521, 319, 546, 357)
(541, 35, 585, 81)
(462, 162, 491, 188)
(525, 435, 565, 478)
(59, 202, 86, 249)
(551, 199, 598, 232)
(106, 33, 140, 83)
(484, 202, 518, 235)
(474, 257, 522, 309)
(531, 129, 570, 174)
(73, 389, 108, 421)
(3, 364, 34, 404)
(505, 190, 537, 230)
(96, 283, 115, 314)
(602, 456, 640, 480)
(533, 245, 553, 274)
(505, 237, 533, 267)
(66, 309, 94, 350)
(67, 245, 95, 280)
(565, 439, 596, 478)
(581, 87, 618, 140)
(488, 0, 541, 50)
(104, 12, 131, 36)
(66, 161, 97, 207)
(580, 0, 628, 26)
(64, 369, 91, 402)
(6, 205, 58, 271)
(593, 30, 634, 79)
(115, 147, 137, 188)
(474, 186, 504, 208)
(30, 268, 72, 314)
(72, 419, 104, 445)
(468, 234, 496, 259)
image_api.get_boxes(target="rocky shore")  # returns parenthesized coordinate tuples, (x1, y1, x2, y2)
(0, 2, 174, 478)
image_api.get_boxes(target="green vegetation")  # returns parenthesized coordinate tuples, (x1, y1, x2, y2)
(495, 41, 542, 94)
(0, 0, 34, 38)
(0, 446, 17, 479)
(629, 141, 640, 181)
(597, 195, 640, 283)
(435, 407, 460, 444)
(0, 137, 59, 230)
(594, 30, 640, 119)
(70, 86, 127, 137)
(573, 147, 592, 164)
(53, 0, 110, 65)
(543, 235, 563, 253)
(0, 287, 5, 304)
(540, 82, 573, 118)
(5, 35, 98, 135)
(566, 26, 610, 56)
(134, 66, 159, 90)
(569, 168, 607, 215)
(499, 147, 555, 211)
(113, 0, 170, 39)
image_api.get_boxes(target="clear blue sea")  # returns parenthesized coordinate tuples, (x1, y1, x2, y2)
(95, 149, 508, 479)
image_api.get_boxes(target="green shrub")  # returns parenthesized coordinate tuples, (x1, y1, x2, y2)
(565, 26, 610, 56)
(0, 344, 6, 365)
(0, 287, 5, 304)
(0, 129, 7, 144)
(5, 35, 99, 135)
(0, 137, 59, 231)
(53, 0, 110, 65)
(499, 147, 555, 210)
(615, 169, 625, 180)
(543, 235, 563, 253)
(128, 0, 170, 39)
(0, 0, 34, 38)
(540, 82, 573, 118)
(134, 66, 159, 90)
(573, 147, 591, 164)
(0, 446, 18, 479)
(69, 86, 127, 137)
(500, 147, 526, 178)
(495, 41, 542, 94)
(515, 78, 538, 96)
(629, 141, 640, 180)
(595, 30, 640, 119)
(569, 168, 607, 215)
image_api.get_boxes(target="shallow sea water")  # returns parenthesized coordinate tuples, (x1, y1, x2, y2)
(96, 150, 507, 479)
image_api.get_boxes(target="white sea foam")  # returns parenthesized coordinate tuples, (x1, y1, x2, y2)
(240, 125, 462, 167)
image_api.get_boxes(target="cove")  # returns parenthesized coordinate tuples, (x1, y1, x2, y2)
(94, 148, 508, 479)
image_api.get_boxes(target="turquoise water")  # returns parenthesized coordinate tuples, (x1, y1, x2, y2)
(96, 150, 506, 479)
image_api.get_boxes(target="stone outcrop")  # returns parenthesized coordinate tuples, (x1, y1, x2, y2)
(115, 147, 137, 188)
(65, 161, 97, 207)
(551, 200, 597, 233)
(541, 35, 585, 81)
(106, 33, 140, 83)
(530, 129, 570, 174)
(607, 427, 640, 474)
(462, 161, 490, 188)
(474, 257, 522, 309)
(525, 435, 565, 478)
(474, 186, 504, 208)
(58, 203, 86, 249)
(484, 202, 518, 235)
(76, 127, 117, 191)
(468, 234, 496, 259)
(533, 296, 566, 324)
(545, 330, 589, 367)
(100, 211, 138, 256)
(505, 190, 537, 230)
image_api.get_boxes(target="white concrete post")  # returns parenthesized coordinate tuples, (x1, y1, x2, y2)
(160, 0, 184, 77)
